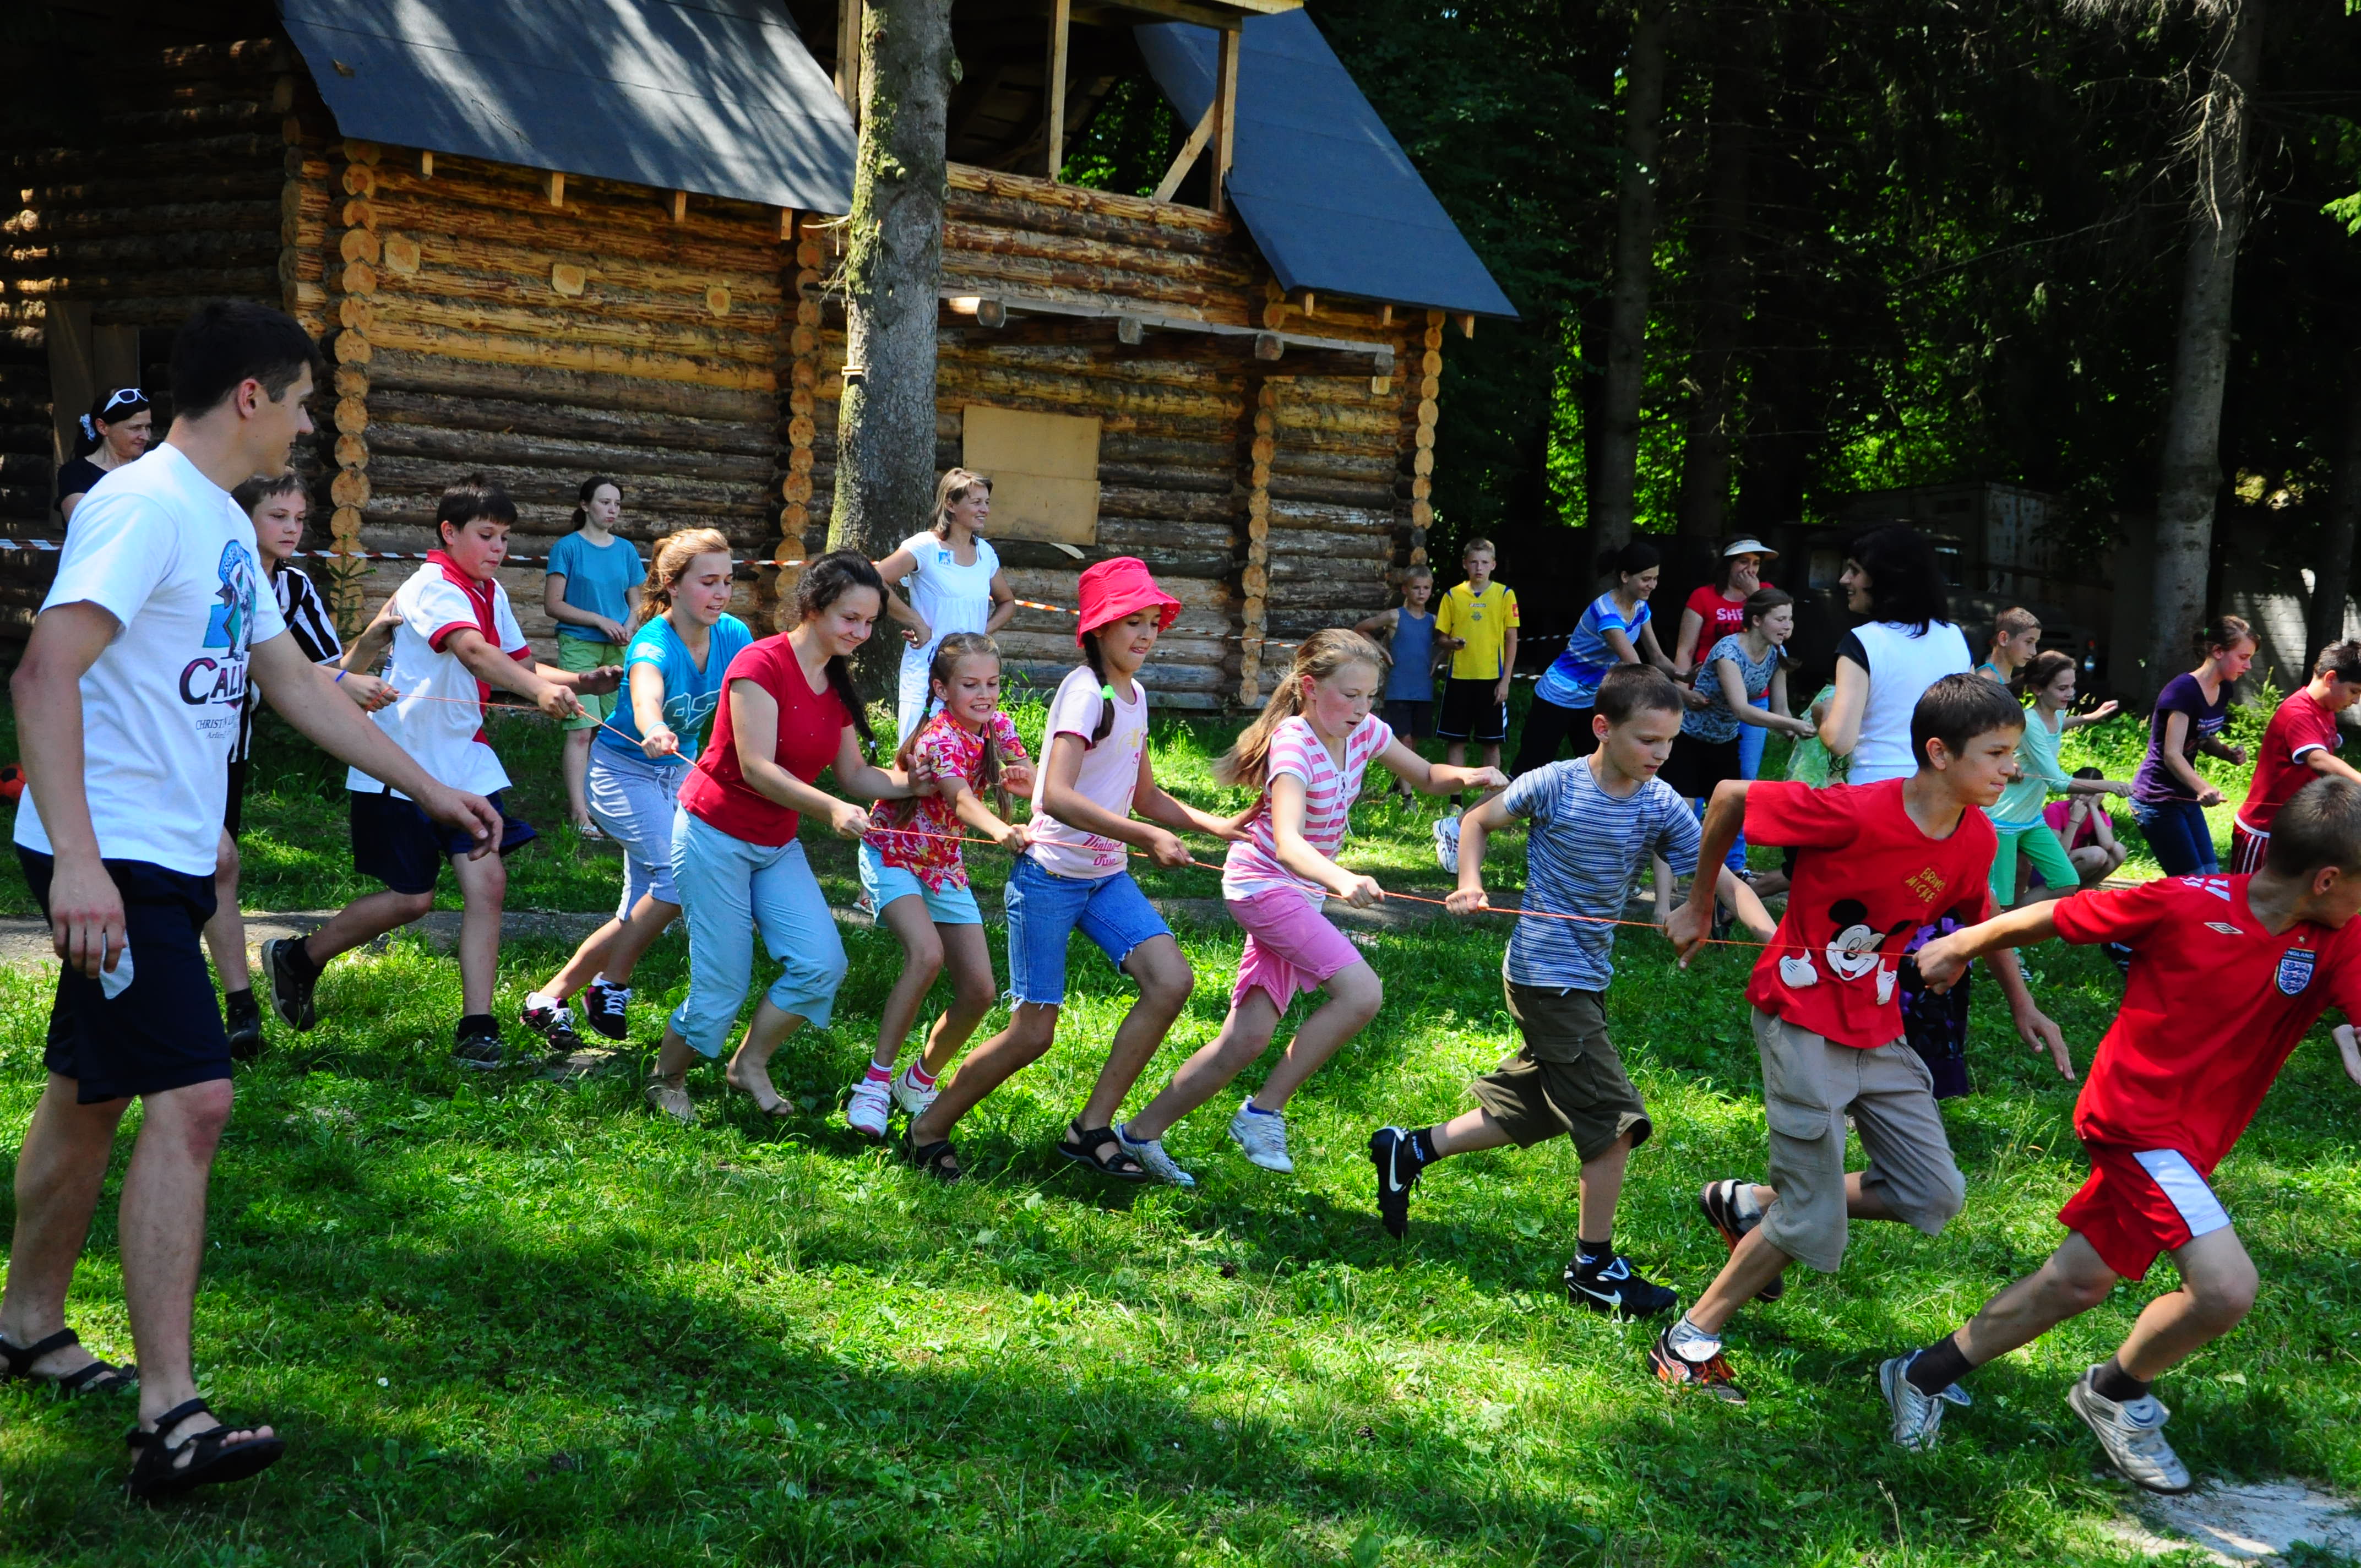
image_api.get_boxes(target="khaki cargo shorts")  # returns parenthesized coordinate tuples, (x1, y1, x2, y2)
(1467, 982, 1652, 1164)
(1751, 1007, 1965, 1273)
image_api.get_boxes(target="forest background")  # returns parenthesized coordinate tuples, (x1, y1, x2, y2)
(1062, 0, 2361, 683)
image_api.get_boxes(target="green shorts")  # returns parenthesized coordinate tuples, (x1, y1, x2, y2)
(1467, 982, 1652, 1163)
(1990, 819, 2077, 905)
(556, 637, 625, 729)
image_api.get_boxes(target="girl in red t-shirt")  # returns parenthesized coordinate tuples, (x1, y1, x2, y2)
(845, 633, 1038, 1138)
(1671, 539, 1775, 684)
(646, 552, 929, 1126)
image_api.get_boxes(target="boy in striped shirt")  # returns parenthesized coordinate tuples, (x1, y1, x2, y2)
(1369, 666, 1771, 1316)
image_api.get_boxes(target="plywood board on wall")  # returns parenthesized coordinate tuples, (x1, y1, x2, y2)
(961, 405, 1102, 545)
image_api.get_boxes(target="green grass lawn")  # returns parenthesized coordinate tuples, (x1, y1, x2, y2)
(4, 685, 2360, 1565)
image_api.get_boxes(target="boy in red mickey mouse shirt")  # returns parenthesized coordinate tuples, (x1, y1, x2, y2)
(1875, 774, 2361, 1493)
(1656, 674, 2068, 1404)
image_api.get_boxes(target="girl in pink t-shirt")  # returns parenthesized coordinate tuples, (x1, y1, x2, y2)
(845, 633, 1037, 1138)
(1114, 630, 1504, 1183)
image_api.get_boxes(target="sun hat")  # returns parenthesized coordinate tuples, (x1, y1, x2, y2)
(1722, 537, 1778, 559)
(1075, 556, 1181, 645)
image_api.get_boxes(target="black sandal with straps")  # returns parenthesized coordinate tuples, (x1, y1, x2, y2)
(901, 1127, 964, 1183)
(1054, 1119, 1149, 1183)
(125, 1397, 286, 1500)
(0, 1328, 135, 1395)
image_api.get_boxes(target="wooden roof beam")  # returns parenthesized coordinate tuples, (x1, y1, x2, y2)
(1045, 0, 1071, 181)
(940, 287, 1393, 372)
(1150, 97, 1217, 204)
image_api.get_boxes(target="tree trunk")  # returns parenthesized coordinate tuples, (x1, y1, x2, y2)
(2311, 347, 2361, 657)
(2145, 0, 2264, 695)
(1673, 7, 1759, 541)
(1591, 0, 1672, 566)
(829, 0, 955, 700)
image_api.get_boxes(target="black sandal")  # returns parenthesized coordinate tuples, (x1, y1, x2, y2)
(125, 1397, 286, 1500)
(0, 1328, 135, 1395)
(901, 1128, 963, 1183)
(1055, 1119, 1149, 1183)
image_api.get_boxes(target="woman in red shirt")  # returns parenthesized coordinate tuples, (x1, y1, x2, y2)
(1671, 537, 1776, 683)
(647, 551, 929, 1125)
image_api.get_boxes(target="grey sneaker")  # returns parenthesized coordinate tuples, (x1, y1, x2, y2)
(1432, 809, 1462, 874)
(1115, 1123, 1196, 1188)
(1227, 1102, 1293, 1172)
(2066, 1367, 2194, 1494)
(1878, 1354, 1947, 1452)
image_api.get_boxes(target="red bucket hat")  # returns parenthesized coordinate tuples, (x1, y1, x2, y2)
(1075, 556, 1182, 645)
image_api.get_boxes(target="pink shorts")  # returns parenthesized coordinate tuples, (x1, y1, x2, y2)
(1227, 886, 1364, 1011)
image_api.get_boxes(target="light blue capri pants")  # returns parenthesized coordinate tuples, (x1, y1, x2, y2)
(666, 808, 848, 1058)
(585, 744, 686, 916)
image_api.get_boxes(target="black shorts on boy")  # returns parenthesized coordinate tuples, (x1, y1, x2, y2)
(350, 788, 536, 896)
(1381, 698, 1434, 742)
(20, 851, 232, 1103)
(1436, 678, 1507, 744)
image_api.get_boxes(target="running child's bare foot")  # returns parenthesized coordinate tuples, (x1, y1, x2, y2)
(724, 1057, 791, 1117)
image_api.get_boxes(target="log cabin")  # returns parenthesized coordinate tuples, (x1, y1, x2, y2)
(1, 0, 1511, 707)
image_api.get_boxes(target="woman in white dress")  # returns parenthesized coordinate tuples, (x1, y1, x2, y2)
(875, 469, 1018, 742)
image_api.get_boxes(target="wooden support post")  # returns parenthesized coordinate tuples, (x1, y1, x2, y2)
(780, 206, 795, 240)
(1212, 27, 1241, 214)
(327, 142, 382, 636)
(1151, 99, 1217, 204)
(1380, 303, 1392, 326)
(770, 215, 829, 629)
(672, 190, 689, 222)
(1297, 290, 1315, 318)
(835, 0, 862, 118)
(418, 149, 433, 177)
(543, 170, 565, 206)
(1237, 379, 1277, 706)
(1459, 313, 1475, 339)
(1046, 0, 1071, 181)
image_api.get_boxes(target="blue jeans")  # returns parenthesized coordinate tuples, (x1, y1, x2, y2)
(1730, 723, 1766, 872)
(2131, 797, 2217, 877)
(668, 811, 847, 1057)
(1003, 853, 1171, 1008)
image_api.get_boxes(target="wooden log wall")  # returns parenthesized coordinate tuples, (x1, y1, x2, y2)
(803, 166, 1427, 710)
(0, 36, 310, 636)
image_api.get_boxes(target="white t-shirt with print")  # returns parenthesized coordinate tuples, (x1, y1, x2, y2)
(14, 443, 288, 876)
(1222, 713, 1395, 902)
(1026, 664, 1149, 880)
(346, 557, 531, 799)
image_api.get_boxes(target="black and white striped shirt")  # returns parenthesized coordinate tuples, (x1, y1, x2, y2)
(233, 565, 342, 763)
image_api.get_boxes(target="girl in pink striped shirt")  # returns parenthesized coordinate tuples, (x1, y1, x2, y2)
(1116, 630, 1504, 1183)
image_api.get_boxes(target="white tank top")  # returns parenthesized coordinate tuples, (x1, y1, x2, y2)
(1845, 619, 1972, 783)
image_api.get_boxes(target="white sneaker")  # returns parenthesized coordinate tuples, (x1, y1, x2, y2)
(846, 1076, 893, 1139)
(2066, 1366, 2194, 1494)
(1432, 808, 1462, 874)
(1115, 1123, 1196, 1187)
(1227, 1102, 1294, 1172)
(1877, 1354, 1947, 1452)
(891, 1063, 939, 1119)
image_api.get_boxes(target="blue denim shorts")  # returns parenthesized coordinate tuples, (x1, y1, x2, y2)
(858, 841, 982, 925)
(1003, 852, 1171, 1007)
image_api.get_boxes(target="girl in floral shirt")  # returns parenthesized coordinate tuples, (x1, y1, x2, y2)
(847, 633, 1036, 1136)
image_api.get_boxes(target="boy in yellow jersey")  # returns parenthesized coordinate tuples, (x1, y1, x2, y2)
(1434, 539, 1519, 816)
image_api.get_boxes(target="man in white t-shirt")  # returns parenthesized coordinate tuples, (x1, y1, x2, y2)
(1, 302, 499, 1500)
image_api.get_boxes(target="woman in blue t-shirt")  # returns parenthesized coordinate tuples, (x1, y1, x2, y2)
(520, 528, 753, 1054)
(1511, 540, 1692, 775)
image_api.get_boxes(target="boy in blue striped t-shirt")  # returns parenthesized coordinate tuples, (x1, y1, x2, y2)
(1369, 665, 1772, 1316)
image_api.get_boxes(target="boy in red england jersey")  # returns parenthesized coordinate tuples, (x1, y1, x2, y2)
(1875, 775, 2361, 1493)
(2229, 640, 2361, 874)
(1654, 674, 2069, 1403)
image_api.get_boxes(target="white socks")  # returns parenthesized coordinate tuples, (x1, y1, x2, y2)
(1666, 1313, 1723, 1363)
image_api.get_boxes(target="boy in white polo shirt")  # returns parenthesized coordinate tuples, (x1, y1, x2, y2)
(262, 476, 617, 1068)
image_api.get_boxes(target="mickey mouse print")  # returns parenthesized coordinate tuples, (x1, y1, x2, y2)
(1742, 778, 1999, 1049)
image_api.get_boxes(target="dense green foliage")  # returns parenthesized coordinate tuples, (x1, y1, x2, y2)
(7, 704, 2361, 1564)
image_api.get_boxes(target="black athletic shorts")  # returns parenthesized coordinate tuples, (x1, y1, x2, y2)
(20, 849, 230, 1104)
(350, 788, 537, 896)
(1381, 698, 1434, 742)
(1435, 678, 1508, 744)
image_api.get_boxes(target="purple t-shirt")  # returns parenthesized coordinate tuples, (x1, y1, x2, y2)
(2131, 672, 2229, 804)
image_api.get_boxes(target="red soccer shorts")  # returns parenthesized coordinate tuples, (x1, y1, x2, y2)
(2059, 1144, 2233, 1281)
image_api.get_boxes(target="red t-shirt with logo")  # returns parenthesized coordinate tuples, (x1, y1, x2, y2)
(2050, 875, 2361, 1168)
(2235, 688, 2341, 836)
(1682, 585, 1749, 679)
(677, 635, 851, 846)
(1742, 778, 1996, 1048)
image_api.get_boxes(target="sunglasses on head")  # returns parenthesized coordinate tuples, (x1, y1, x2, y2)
(100, 388, 146, 413)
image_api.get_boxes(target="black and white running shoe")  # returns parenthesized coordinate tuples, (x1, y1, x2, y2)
(260, 937, 319, 1032)
(1564, 1254, 1679, 1319)
(583, 978, 632, 1041)
(1368, 1126, 1424, 1239)
(1699, 1177, 1785, 1303)
(451, 1017, 506, 1071)
(519, 997, 585, 1055)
